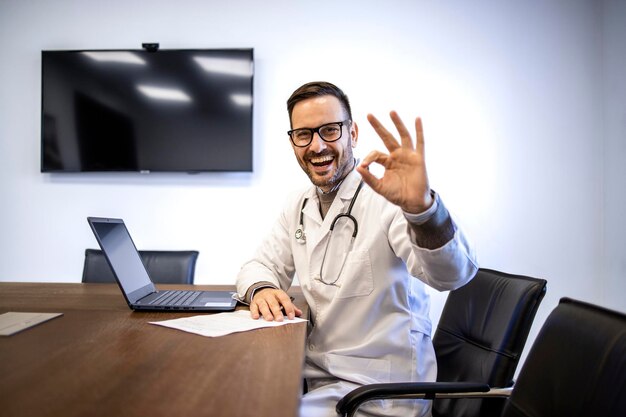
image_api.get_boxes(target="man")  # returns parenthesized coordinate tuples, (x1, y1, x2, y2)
(236, 81, 477, 417)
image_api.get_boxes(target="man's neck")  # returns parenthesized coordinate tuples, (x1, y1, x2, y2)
(316, 188, 338, 219)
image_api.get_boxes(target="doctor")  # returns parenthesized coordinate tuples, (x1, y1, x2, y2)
(236, 81, 477, 417)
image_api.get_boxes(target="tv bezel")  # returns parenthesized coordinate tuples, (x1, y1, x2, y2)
(40, 47, 254, 174)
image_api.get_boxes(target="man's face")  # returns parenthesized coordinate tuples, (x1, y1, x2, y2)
(290, 95, 358, 192)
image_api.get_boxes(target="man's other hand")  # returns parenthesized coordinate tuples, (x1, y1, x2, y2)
(250, 288, 303, 321)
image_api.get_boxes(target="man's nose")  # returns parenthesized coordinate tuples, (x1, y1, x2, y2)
(308, 132, 327, 153)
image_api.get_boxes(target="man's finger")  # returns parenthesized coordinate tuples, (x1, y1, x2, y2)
(414, 117, 425, 155)
(256, 299, 276, 321)
(367, 113, 400, 152)
(261, 305, 275, 321)
(356, 164, 380, 192)
(360, 149, 389, 167)
(357, 151, 389, 193)
(276, 294, 303, 320)
(269, 302, 284, 322)
(389, 111, 414, 150)
(250, 300, 260, 319)
(276, 292, 296, 320)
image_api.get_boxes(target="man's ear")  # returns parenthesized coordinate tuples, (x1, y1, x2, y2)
(351, 121, 359, 148)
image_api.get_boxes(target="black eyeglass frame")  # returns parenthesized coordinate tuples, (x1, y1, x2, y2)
(287, 120, 351, 148)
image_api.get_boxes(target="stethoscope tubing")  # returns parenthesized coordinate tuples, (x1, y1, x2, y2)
(295, 180, 365, 285)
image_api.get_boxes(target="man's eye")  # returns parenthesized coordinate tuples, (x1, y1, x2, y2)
(321, 126, 339, 135)
(294, 130, 311, 140)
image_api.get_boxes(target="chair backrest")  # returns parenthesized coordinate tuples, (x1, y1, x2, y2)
(82, 249, 199, 284)
(433, 268, 547, 417)
(501, 298, 626, 417)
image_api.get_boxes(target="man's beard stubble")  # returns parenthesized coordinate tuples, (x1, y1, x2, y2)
(302, 147, 354, 191)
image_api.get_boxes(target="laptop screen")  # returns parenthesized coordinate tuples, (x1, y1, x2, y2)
(89, 218, 153, 296)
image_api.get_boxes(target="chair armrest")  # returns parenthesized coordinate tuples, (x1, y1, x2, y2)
(336, 382, 512, 417)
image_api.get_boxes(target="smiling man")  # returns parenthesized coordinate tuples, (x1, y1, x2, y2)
(289, 93, 357, 193)
(236, 81, 478, 417)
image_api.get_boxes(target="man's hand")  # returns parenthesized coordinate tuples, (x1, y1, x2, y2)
(250, 288, 303, 321)
(357, 111, 433, 214)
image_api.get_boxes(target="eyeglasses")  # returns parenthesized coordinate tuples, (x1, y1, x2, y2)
(287, 120, 350, 148)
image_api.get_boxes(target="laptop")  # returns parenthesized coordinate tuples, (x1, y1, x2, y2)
(87, 217, 238, 312)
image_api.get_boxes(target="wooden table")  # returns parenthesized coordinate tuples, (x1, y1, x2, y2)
(0, 283, 308, 417)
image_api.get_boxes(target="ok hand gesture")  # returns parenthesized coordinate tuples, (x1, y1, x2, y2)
(356, 111, 433, 214)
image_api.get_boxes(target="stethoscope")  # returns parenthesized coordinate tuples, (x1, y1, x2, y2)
(295, 180, 364, 286)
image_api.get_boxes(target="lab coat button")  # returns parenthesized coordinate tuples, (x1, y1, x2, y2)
(309, 343, 315, 350)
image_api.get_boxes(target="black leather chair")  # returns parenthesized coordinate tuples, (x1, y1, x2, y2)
(499, 297, 626, 417)
(82, 249, 199, 284)
(337, 268, 547, 417)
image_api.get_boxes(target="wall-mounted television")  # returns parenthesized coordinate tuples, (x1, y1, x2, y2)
(41, 48, 253, 173)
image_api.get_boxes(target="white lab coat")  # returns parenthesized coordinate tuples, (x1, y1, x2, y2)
(236, 169, 478, 417)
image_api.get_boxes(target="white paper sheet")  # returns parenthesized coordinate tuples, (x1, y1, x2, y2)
(0, 312, 64, 336)
(149, 310, 307, 337)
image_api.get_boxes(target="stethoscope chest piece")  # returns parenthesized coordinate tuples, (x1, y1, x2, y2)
(295, 197, 309, 244)
(295, 227, 306, 243)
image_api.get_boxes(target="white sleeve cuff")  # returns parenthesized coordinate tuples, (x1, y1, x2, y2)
(403, 191, 439, 225)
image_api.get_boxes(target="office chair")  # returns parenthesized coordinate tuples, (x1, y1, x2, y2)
(82, 249, 199, 284)
(337, 268, 547, 417)
(499, 297, 626, 417)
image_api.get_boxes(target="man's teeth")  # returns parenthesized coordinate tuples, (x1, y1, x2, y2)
(310, 155, 334, 164)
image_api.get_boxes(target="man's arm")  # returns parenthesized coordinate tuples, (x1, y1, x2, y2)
(404, 191, 455, 250)
(235, 199, 303, 322)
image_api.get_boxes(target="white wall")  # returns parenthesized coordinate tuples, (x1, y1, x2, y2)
(602, 0, 626, 316)
(1, 0, 624, 358)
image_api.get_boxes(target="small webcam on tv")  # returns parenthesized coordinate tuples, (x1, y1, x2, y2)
(142, 43, 159, 52)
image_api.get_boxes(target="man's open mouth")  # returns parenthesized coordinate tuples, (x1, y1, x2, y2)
(309, 155, 334, 167)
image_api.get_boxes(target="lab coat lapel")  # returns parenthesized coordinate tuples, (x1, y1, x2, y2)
(335, 170, 362, 204)
(301, 188, 323, 249)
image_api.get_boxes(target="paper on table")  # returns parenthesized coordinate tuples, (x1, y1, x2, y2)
(149, 310, 307, 337)
(0, 312, 64, 336)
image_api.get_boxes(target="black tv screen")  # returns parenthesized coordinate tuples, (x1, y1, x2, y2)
(41, 48, 253, 173)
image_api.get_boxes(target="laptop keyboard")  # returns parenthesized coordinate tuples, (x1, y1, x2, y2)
(149, 290, 202, 306)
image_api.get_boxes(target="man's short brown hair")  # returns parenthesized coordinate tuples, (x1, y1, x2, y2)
(287, 81, 353, 127)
